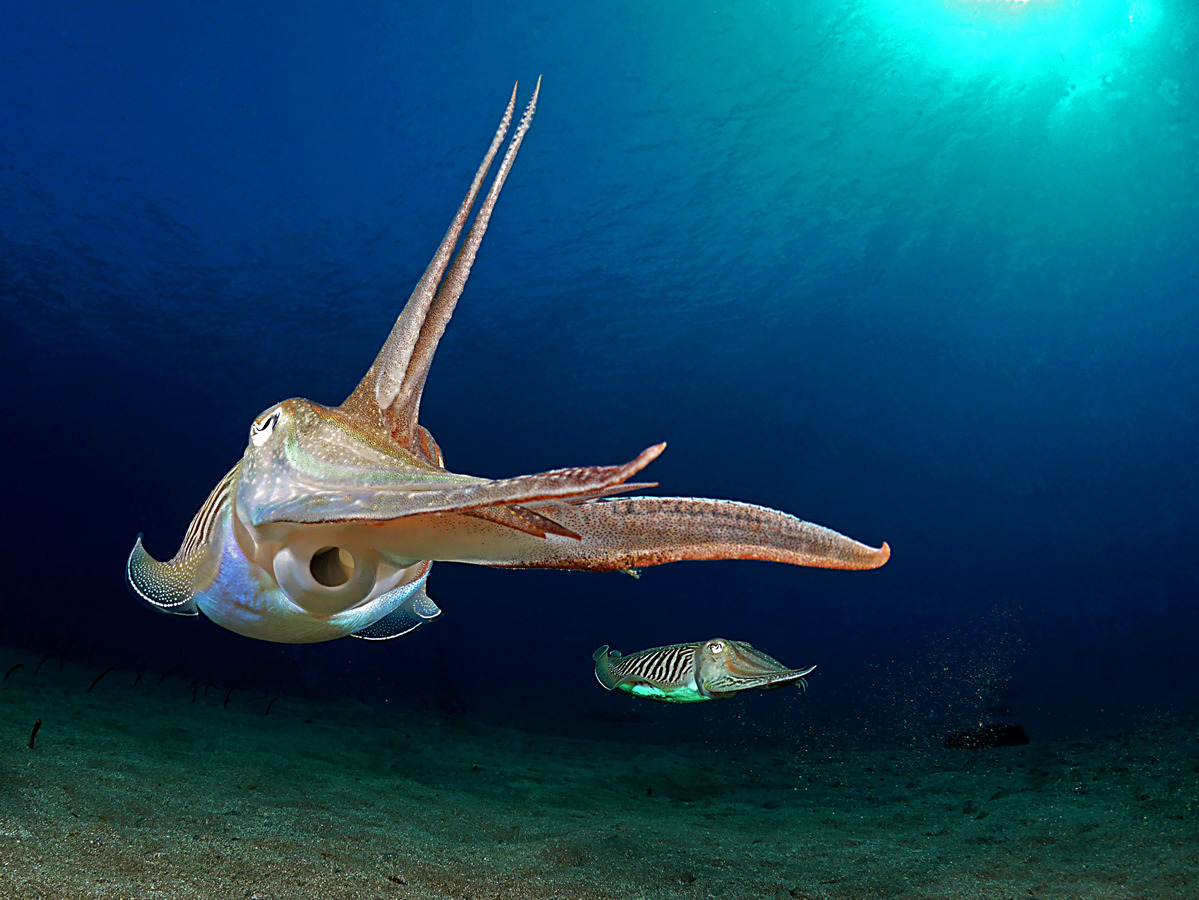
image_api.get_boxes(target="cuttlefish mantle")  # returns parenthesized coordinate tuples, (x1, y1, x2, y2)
(594, 639, 815, 703)
(126, 79, 889, 645)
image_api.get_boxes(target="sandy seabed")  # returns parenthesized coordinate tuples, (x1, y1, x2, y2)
(0, 647, 1195, 900)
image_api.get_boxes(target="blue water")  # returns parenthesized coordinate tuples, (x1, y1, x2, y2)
(2, 0, 1195, 744)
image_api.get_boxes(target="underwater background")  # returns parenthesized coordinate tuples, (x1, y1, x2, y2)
(2, 0, 1197, 754)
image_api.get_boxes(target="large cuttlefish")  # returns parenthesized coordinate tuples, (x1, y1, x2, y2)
(126, 80, 889, 644)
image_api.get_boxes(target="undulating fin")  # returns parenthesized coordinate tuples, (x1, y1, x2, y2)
(126, 535, 199, 616)
(351, 583, 442, 641)
(351, 606, 429, 640)
(126, 464, 239, 616)
(410, 590, 441, 619)
(592, 645, 626, 691)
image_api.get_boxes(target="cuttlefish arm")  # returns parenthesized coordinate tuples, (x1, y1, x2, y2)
(235, 399, 666, 527)
(593, 639, 816, 703)
(340, 80, 539, 451)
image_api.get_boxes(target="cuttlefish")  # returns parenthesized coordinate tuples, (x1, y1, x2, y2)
(126, 80, 889, 645)
(593, 639, 815, 703)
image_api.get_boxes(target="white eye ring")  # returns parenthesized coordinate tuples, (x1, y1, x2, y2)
(250, 408, 281, 447)
(706, 640, 726, 654)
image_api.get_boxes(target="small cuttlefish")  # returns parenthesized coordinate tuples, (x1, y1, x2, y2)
(593, 639, 815, 703)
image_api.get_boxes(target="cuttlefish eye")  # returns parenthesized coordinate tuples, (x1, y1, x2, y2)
(706, 640, 726, 654)
(249, 408, 281, 447)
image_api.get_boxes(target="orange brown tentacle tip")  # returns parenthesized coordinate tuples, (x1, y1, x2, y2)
(824, 539, 889, 570)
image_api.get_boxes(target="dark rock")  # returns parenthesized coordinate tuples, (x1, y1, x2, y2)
(944, 723, 1030, 750)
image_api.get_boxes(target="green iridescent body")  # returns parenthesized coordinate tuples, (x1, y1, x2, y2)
(593, 639, 816, 703)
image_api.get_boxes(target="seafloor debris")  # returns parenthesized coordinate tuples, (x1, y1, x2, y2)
(943, 723, 1030, 750)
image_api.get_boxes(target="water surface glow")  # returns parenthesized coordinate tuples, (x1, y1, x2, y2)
(877, 0, 1163, 75)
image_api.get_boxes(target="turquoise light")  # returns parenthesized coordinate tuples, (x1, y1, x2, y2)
(878, 0, 1163, 76)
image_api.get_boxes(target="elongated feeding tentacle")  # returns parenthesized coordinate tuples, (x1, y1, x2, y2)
(502, 497, 890, 570)
(369, 496, 889, 571)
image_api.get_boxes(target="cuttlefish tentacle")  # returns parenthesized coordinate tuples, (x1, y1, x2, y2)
(521, 497, 890, 571)
(357, 496, 889, 571)
(128, 80, 889, 645)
